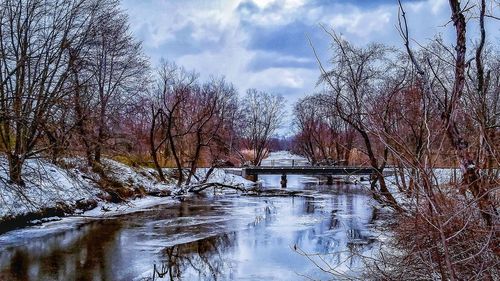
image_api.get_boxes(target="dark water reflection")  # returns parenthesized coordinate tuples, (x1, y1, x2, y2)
(0, 177, 378, 281)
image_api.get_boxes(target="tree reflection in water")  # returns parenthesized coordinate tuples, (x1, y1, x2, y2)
(146, 233, 235, 281)
(0, 181, 379, 281)
(0, 220, 124, 280)
(288, 188, 379, 279)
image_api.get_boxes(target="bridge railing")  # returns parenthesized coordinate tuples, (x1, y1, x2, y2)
(255, 159, 368, 168)
(259, 158, 310, 167)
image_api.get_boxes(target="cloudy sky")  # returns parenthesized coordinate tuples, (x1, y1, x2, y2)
(121, 0, 499, 134)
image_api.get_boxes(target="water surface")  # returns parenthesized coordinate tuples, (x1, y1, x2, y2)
(0, 176, 378, 280)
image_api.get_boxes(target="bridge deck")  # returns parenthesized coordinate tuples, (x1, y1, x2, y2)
(243, 166, 375, 176)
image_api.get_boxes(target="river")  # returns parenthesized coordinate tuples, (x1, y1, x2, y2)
(0, 175, 380, 281)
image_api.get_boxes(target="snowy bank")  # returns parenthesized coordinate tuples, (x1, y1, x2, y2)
(192, 168, 254, 187)
(0, 157, 254, 233)
(0, 157, 100, 220)
(0, 157, 174, 231)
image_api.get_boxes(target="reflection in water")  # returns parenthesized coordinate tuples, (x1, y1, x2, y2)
(147, 233, 235, 281)
(0, 220, 124, 280)
(0, 178, 379, 281)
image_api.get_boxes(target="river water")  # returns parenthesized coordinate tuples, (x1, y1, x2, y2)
(0, 175, 380, 281)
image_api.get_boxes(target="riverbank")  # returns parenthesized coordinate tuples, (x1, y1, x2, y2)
(0, 157, 253, 234)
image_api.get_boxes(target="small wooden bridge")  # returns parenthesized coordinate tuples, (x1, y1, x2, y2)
(228, 159, 378, 188)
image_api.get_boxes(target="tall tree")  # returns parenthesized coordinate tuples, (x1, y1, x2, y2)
(0, 0, 97, 184)
(313, 32, 402, 210)
(239, 89, 285, 166)
(398, 0, 498, 227)
(294, 94, 354, 165)
(80, 1, 149, 166)
(150, 61, 197, 184)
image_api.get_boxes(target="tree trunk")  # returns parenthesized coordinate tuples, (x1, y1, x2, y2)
(94, 121, 104, 164)
(45, 130, 61, 164)
(186, 131, 203, 185)
(445, 0, 497, 227)
(94, 95, 106, 164)
(71, 63, 93, 167)
(167, 130, 183, 186)
(8, 154, 24, 185)
(149, 108, 166, 182)
(360, 131, 401, 211)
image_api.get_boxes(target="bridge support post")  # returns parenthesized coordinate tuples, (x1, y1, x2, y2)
(245, 174, 258, 182)
(280, 174, 287, 188)
(326, 175, 333, 185)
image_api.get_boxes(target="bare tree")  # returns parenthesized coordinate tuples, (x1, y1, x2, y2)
(150, 62, 239, 186)
(79, 2, 148, 166)
(361, 1, 500, 279)
(0, 0, 98, 184)
(312, 32, 402, 210)
(183, 78, 238, 185)
(293, 95, 352, 165)
(150, 61, 197, 184)
(398, 0, 498, 227)
(239, 89, 285, 166)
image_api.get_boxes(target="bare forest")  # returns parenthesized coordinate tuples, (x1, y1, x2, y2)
(0, 0, 498, 280)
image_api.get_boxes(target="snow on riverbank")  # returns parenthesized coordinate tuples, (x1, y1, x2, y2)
(194, 168, 254, 187)
(0, 196, 178, 248)
(383, 168, 461, 186)
(0, 157, 100, 219)
(357, 167, 465, 208)
(0, 157, 251, 228)
(81, 195, 176, 217)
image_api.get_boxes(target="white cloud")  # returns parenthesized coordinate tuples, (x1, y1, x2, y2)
(122, 0, 242, 48)
(176, 42, 253, 87)
(327, 7, 392, 38)
(282, 0, 306, 10)
(239, 0, 308, 26)
(247, 67, 316, 89)
(176, 45, 317, 95)
(430, 0, 448, 15)
(252, 0, 305, 10)
(123, 0, 317, 97)
(121, 0, 498, 134)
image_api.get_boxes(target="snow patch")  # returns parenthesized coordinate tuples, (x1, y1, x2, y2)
(0, 157, 99, 219)
(0, 157, 175, 222)
(0, 157, 254, 227)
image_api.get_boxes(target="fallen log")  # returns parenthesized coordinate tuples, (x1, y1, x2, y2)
(187, 182, 247, 193)
(186, 182, 302, 197)
(243, 188, 302, 197)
